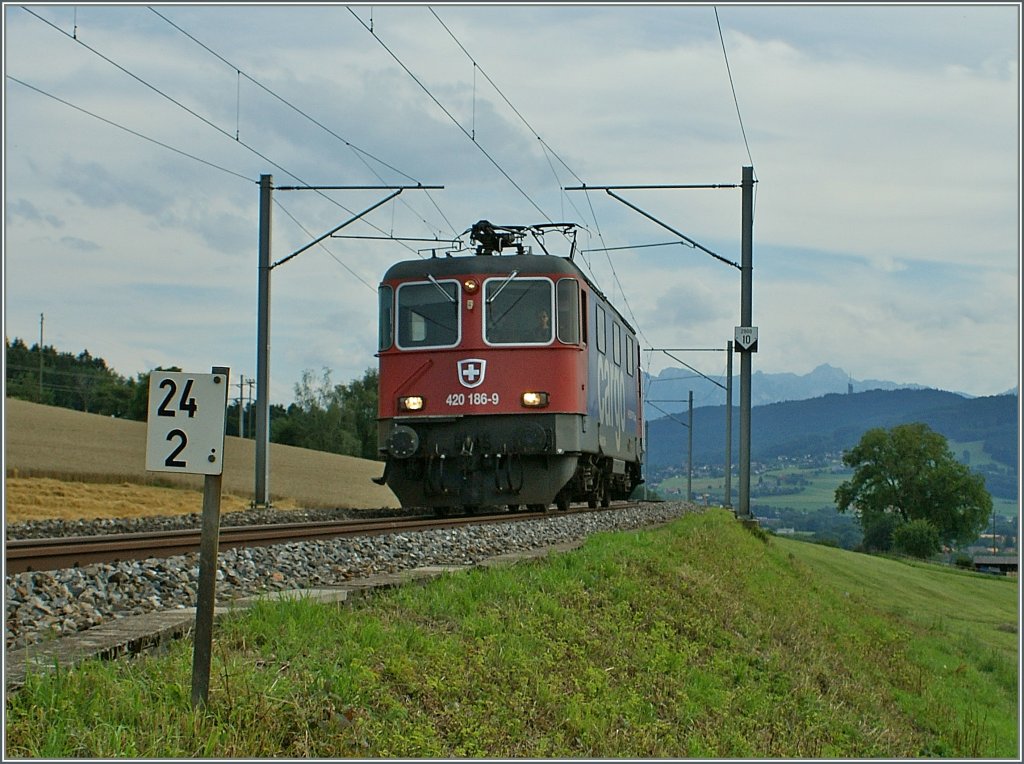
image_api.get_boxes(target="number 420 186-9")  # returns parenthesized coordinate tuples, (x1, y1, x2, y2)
(446, 392, 499, 406)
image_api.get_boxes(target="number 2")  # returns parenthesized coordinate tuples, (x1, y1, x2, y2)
(164, 429, 187, 468)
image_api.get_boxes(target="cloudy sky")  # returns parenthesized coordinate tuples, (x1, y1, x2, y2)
(4, 2, 1020, 407)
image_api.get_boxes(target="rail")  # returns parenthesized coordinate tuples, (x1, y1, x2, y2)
(5, 504, 636, 573)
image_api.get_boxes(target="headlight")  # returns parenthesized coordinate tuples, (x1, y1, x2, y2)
(520, 391, 549, 408)
(399, 395, 425, 411)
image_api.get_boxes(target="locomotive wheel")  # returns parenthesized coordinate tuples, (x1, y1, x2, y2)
(527, 503, 548, 512)
(587, 495, 598, 509)
(507, 504, 523, 513)
(555, 491, 570, 512)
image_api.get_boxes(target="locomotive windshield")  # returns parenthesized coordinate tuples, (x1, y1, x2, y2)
(395, 280, 460, 348)
(484, 277, 553, 344)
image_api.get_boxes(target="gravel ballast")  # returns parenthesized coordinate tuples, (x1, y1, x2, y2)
(5, 503, 696, 651)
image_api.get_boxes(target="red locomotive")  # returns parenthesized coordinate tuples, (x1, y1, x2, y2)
(374, 221, 643, 513)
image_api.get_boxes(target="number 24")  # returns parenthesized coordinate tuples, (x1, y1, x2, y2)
(157, 378, 198, 418)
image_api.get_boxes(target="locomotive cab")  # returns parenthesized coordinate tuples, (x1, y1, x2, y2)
(375, 223, 643, 514)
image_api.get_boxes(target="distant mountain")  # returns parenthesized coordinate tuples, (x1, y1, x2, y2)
(646, 389, 1018, 500)
(645, 363, 931, 413)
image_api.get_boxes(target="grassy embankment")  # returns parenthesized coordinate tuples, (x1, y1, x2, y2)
(5, 510, 1018, 758)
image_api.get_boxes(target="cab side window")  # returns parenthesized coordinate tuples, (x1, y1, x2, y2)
(556, 279, 580, 344)
(378, 285, 393, 351)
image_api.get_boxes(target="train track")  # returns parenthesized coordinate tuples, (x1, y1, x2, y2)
(5, 504, 635, 574)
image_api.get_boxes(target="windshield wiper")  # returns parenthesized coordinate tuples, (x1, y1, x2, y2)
(426, 274, 456, 302)
(486, 270, 519, 304)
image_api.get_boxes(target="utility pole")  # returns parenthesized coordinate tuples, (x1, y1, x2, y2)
(251, 175, 443, 508)
(646, 347, 730, 507)
(725, 340, 733, 509)
(687, 390, 693, 502)
(643, 420, 650, 500)
(235, 374, 246, 437)
(246, 378, 255, 438)
(255, 174, 273, 507)
(566, 166, 755, 519)
(38, 313, 44, 401)
(737, 165, 755, 520)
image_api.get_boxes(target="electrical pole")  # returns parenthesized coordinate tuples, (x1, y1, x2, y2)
(687, 390, 693, 502)
(725, 340, 733, 509)
(737, 165, 755, 520)
(38, 313, 44, 401)
(235, 374, 246, 437)
(643, 419, 650, 501)
(566, 168, 755, 519)
(255, 174, 273, 508)
(251, 175, 443, 509)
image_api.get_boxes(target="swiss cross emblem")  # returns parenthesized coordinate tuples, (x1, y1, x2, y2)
(457, 358, 486, 389)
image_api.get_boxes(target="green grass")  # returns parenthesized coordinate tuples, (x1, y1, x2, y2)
(948, 439, 1001, 470)
(5, 510, 1018, 758)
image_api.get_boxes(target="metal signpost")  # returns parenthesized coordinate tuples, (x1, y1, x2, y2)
(145, 366, 229, 708)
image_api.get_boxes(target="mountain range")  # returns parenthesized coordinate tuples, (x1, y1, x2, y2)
(643, 362, 1016, 413)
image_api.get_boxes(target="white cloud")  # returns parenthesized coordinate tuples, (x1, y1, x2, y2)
(3, 3, 1019, 402)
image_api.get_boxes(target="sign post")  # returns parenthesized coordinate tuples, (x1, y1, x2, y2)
(145, 366, 229, 708)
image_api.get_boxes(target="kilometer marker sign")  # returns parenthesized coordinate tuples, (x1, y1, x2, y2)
(735, 326, 758, 353)
(145, 371, 228, 475)
(144, 367, 230, 709)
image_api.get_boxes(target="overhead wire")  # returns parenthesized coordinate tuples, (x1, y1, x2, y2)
(21, 5, 422, 263)
(422, 7, 651, 352)
(714, 6, 755, 172)
(147, 6, 459, 242)
(273, 199, 377, 291)
(347, 6, 552, 223)
(19, 6, 752, 388)
(6, 75, 252, 182)
(427, 7, 594, 234)
(714, 4, 758, 222)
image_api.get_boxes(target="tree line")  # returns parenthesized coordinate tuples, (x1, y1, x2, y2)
(4, 338, 380, 461)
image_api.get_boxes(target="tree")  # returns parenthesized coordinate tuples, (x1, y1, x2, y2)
(270, 367, 379, 458)
(835, 423, 992, 548)
(859, 512, 902, 553)
(5, 337, 131, 415)
(893, 518, 942, 559)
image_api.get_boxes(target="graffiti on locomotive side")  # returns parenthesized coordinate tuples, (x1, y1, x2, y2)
(598, 353, 627, 451)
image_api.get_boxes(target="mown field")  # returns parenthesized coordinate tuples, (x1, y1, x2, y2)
(3, 398, 399, 522)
